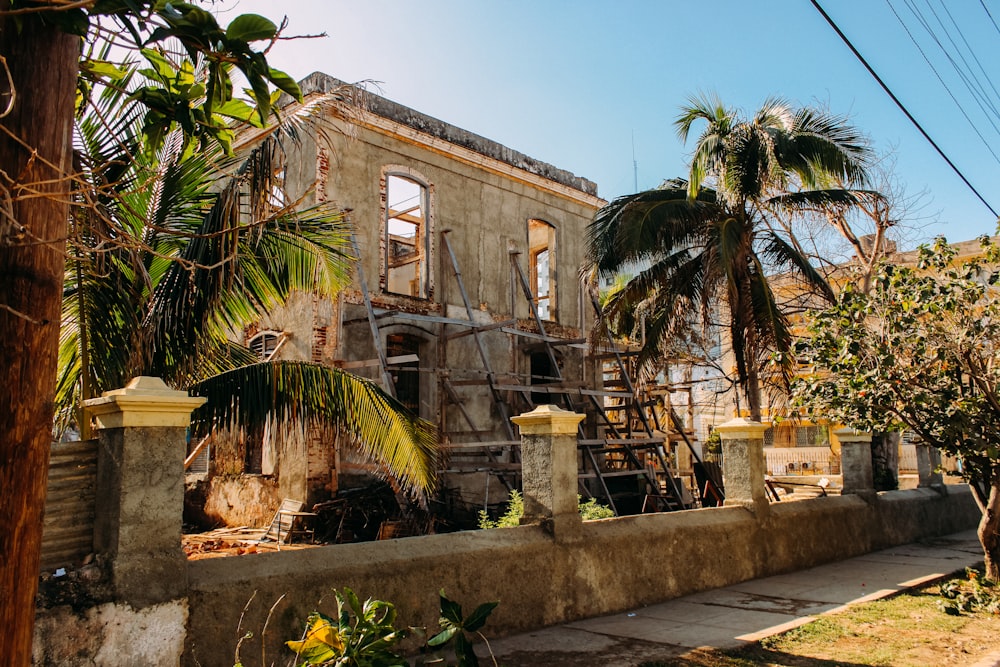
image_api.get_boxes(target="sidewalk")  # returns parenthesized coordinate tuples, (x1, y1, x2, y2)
(482, 529, 989, 666)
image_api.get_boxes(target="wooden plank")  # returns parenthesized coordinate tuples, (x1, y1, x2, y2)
(441, 464, 523, 473)
(45, 464, 97, 481)
(443, 318, 517, 340)
(339, 354, 419, 370)
(589, 350, 640, 360)
(578, 470, 649, 479)
(604, 437, 664, 445)
(443, 440, 520, 449)
(498, 327, 588, 349)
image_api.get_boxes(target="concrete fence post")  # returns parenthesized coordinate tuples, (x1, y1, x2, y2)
(716, 417, 768, 513)
(834, 427, 875, 497)
(511, 404, 585, 541)
(916, 442, 944, 489)
(84, 376, 206, 607)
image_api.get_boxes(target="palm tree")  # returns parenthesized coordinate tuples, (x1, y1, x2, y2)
(586, 94, 876, 421)
(56, 70, 437, 494)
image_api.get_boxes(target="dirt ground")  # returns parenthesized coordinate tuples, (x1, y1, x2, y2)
(182, 527, 317, 559)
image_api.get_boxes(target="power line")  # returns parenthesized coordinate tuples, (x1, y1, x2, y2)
(979, 0, 1000, 38)
(888, 0, 1000, 160)
(809, 0, 999, 219)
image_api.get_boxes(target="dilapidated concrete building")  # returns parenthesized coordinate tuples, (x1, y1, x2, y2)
(193, 72, 628, 526)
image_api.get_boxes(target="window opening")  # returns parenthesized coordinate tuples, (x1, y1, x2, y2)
(246, 330, 285, 474)
(528, 219, 556, 320)
(249, 330, 285, 361)
(385, 174, 428, 298)
(268, 167, 287, 212)
(529, 351, 557, 405)
(795, 424, 830, 447)
(386, 334, 421, 414)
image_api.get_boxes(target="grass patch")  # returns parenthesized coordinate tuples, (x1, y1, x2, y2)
(648, 568, 1000, 667)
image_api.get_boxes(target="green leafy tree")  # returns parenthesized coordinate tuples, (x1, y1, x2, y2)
(0, 4, 323, 661)
(586, 95, 876, 420)
(793, 237, 1000, 580)
(59, 66, 437, 494)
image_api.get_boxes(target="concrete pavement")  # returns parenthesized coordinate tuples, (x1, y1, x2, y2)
(481, 529, 989, 666)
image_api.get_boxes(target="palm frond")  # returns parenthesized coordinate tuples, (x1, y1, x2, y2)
(189, 362, 439, 494)
(759, 231, 836, 304)
(586, 184, 717, 276)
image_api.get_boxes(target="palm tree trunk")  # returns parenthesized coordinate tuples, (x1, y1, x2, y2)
(870, 431, 899, 491)
(0, 8, 79, 664)
(745, 364, 763, 422)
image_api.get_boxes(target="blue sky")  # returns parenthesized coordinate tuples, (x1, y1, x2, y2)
(224, 0, 1000, 247)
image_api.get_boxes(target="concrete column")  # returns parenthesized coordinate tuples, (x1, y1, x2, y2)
(916, 442, 944, 488)
(834, 427, 874, 497)
(84, 376, 206, 607)
(511, 405, 585, 540)
(716, 417, 768, 513)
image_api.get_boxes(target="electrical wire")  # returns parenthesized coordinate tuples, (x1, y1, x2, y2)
(936, 0, 1000, 117)
(888, 0, 1000, 161)
(901, 0, 1000, 133)
(980, 0, 1000, 38)
(809, 0, 999, 219)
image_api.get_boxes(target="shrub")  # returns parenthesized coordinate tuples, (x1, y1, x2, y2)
(478, 490, 614, 528)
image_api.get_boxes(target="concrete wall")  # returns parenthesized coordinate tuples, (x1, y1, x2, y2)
(182, 486, 978, 666)
(36, 384, 981, 667)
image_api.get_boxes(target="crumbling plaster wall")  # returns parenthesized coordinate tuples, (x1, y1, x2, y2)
(201, 74, 604, 522)
(298, 78, 603, 467)
(34, 600, 187, 667)
(182, 486, 978, 666)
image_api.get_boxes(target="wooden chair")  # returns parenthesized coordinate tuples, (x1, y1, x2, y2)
(263, 498, 317, 544)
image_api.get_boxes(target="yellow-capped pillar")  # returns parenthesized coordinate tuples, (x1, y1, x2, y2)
(511, 404, 585, 541)
(834, 427, 875, 499)
(84, 376, 206, 606)
(716, 417, 769, 514)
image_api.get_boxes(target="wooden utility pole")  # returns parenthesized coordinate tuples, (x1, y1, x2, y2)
(0, 5, 80, 663)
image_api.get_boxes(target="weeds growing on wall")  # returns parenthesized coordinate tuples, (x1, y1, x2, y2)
(477, 490, 615, 529)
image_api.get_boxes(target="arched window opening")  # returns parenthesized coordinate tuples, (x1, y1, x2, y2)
(248, 330, 286, 361)
(528, 219, 556, 320)
(385, 174, 429, 298)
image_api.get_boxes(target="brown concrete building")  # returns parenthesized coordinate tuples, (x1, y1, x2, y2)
(192, 73, 612, 526)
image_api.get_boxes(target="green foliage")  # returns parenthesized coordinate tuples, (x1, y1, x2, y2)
(477, 491, 614, 528)
(578, 496, 615, 521)
(426, 591, 499, 667)
(55, 1, 304, 156)
(704, 430, 722, 462)
(284, 589, 498, 667)
(938, 568, 1000, 616)
(792, 236, 1000, 495)
(477, 491, 524, 529)
(586, 96, 875, 417)
(286, 588, 408, 666)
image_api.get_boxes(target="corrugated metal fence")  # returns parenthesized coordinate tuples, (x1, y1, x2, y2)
(40, 439, 98, 573)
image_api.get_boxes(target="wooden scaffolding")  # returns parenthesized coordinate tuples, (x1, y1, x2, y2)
(348, 229, 721, 515)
